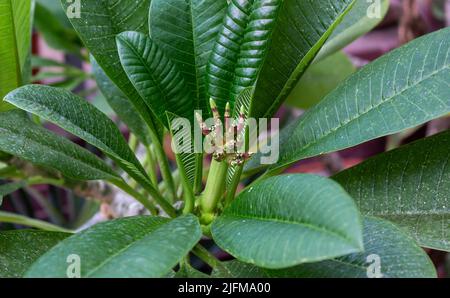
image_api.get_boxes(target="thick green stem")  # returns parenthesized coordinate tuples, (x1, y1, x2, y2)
(149, 131, 177, 203)
(128, 134, 138, 153)
(224, 165, 243, 208)
(200, 160, 228, 223)
(192, 244, 232, 274)
(27, 176, 66, 187)
(191, 244, 219, 269)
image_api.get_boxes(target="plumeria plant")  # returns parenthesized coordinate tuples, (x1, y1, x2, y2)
(0, 0, 448, 278)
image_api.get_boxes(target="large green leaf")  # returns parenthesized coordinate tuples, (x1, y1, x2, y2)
(5, 85, 153, 190)
(229, 0, 283, 108)
(25, 215, 202, 278)
(116, 31, 194, 127)
(268, 217, 436, 278)
(214, 217, 436, 278)
(149, 0, 227, 114)
(60, 0, 162, 138)
(0, 230, 70, 278)
(250, 0, 355, 119)
(270, 28, 450, 174)
(334, 130, 450, 251)
(211, 174, 363, 269)
(166, 112, 196, 188)
(315, 0, 390, 61)
(92, 57, 152, 147)
(0, 110, 118, 181)
(0, 0, 33, 109)
(286, 51, 355, 109)
(206, 0, 283, 114)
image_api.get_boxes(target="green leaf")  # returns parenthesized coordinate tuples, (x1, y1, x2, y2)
(214, 217, 436, 278)
(0, 0, 33, 109)
(26, 215, 202, 278)
(92, 56, 153, 147)
(149, 0, 227, 114)
(207, 0, 283, 114)
(250, 0, 355, 119)
(229, 0, 283, 109)
(334, 130, 450, 251)
(212, 260, 268, 278)
(166, 112, 196, 187)
(60, 0, 162, 139)
(271, 28, 450, 174)
(286, 51, 355, 110)
(0, 230, 70, 278)
(268, 217, 436, 278)
(211, 174, 363, 269)
(315, 0, 390, 61)
(0, 211, 73, 233)
(4, 85, 154, 191)
(0, 110, 118, 181)
(116, 31, 194, 128)
(175, 263, 209, 278)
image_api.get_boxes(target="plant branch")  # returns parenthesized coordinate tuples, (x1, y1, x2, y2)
(144, 145, 159, 186)
(150, 132, 178, 203)
(0, 211, 73, 233)
(224, 165, 243, 208)
(199, 160, 228, 224)
(191, 244, 219, 269)
(174, 155, 195, 214)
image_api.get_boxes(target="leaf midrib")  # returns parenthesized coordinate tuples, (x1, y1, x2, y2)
(118, 34, 171, 120)
(84, 220, 168, 277)
(221, 212, 359, 248)
(284, 63, 450, 165)
(6, 92, 151, 183)
(0, 126, 115, 179)
(188, 0, 202, 108)
(5, 97, 129, 168)
(369, 211, 450, 218)
(260, 0, 355, 119)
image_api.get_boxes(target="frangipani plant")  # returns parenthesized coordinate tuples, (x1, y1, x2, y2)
(0, 0, 448, 278)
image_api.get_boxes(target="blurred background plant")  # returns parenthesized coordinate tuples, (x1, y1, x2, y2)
(1, 0, 449, 277)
